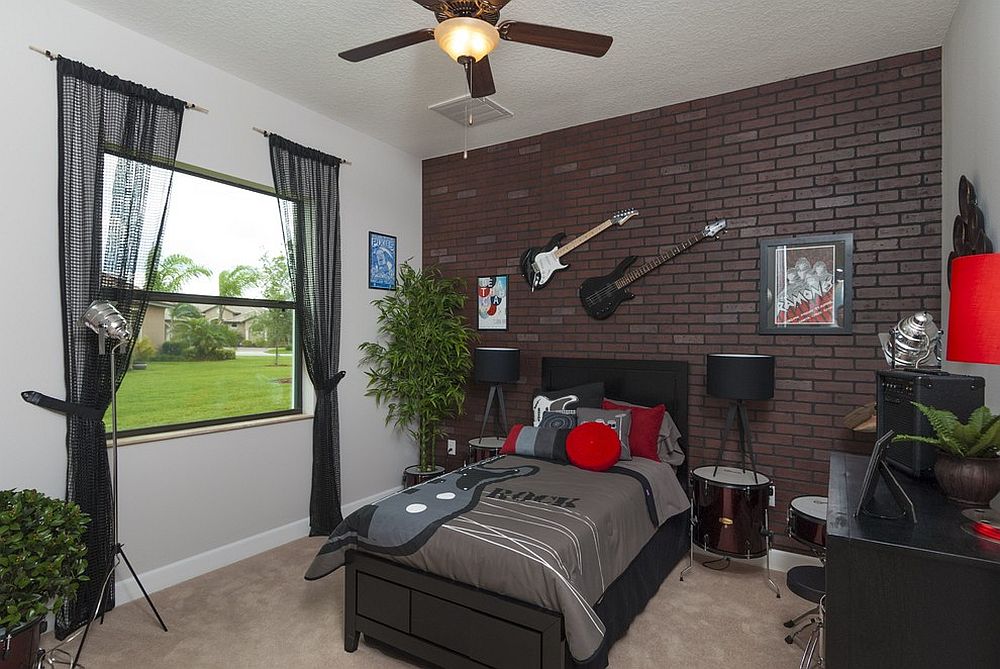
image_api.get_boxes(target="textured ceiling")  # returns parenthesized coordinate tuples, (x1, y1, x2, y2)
(66, 0, 958, 158)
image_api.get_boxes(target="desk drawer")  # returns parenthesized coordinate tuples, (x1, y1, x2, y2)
(411, 590, 541, 669)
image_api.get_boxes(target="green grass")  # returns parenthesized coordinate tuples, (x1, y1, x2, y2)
(114, 356, 294, 431)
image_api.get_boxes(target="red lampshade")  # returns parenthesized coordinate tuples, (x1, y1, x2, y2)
(948, 254, 1000, 364)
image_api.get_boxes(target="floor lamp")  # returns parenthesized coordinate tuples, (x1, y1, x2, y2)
(68, 300, 168, 668)
(474, 347, 520, 439)
(706, 353, 775, 482)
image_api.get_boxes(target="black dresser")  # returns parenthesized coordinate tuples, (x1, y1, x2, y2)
(826, 452, 1000, 668)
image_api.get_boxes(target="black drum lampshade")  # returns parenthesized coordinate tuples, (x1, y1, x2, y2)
(706, 354, 775, 401)
(474, 347, 520, 384)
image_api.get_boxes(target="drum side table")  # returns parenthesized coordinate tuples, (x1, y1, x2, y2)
(467, 437, 504, 464)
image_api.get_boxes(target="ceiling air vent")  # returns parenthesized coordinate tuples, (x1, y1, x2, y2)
(429, 95, 513, 127)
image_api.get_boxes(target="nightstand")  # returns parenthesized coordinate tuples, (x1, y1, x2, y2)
(467, 437, 504, 464)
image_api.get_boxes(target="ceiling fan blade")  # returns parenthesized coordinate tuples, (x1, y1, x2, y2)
(486, 0, 517, 8)
(465, 55, 497, 98)
(498, 21, 613, 58)
(339, 29, 435, 62)
(411, 0, 446, 10)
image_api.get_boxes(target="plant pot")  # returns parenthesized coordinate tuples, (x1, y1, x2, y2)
(934, 453, 1000, 506)
(403, 464, 445, 488)
(132, 361, 148, 370)
(0, 619, 43, 669)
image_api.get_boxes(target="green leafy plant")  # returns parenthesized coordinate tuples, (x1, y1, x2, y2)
(360, 263, 476, 472)
(893, 403, 1000, 458)
(0, 489, 89, 633)
(132, 336, 156, 363)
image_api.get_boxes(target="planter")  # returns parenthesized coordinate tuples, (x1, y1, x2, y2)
(132, 361, 148, 370)
(934, 453, 1000, 506)
(0, 619, 43, 669)
(403, 464, 445, 488)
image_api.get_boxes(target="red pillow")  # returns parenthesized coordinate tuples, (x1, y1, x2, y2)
(603, 399, 664, 462)
(501, 424, 524, 454)
(566, 422, 620, 472)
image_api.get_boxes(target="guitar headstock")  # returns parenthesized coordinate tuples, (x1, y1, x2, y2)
(703, 219, 728, 237)
(610, 208, 639, 226)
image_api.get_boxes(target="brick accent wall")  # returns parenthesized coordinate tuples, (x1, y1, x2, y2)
(422, 49, 942, 549)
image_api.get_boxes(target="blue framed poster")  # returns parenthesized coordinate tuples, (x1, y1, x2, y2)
(477, 275, 508, 331)
(369, 231, 397, 290)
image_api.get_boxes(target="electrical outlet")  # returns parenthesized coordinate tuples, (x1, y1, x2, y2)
(447, 439, 457, 456)
(768, 486, 776, 508)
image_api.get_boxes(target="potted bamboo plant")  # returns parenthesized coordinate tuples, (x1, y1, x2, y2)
(1, 489, 89, 669)
(893, 403, 1000, 505)
(360, 262, 475, 485)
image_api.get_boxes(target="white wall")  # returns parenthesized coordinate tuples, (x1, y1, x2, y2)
(0, 0, 421, 583)
(941, 0, 1000, 408)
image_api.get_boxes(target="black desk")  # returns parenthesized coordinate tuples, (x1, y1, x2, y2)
(826, 452, 1000, 668)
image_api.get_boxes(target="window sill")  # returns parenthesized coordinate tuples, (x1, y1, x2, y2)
(109, 413, 313, 448)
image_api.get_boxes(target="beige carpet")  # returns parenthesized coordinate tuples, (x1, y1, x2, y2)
(44, 538, 808, 668)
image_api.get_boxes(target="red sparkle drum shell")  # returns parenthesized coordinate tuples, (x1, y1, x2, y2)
(691, 466, 771, 559)
(786, 495, 828, 550)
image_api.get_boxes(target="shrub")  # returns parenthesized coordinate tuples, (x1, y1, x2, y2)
(159, 340, 185, 357)
(133, 337, 156, 363)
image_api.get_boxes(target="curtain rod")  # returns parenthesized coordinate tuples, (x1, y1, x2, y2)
(28, 45, 209, 114)
(252, 126, 352, 165)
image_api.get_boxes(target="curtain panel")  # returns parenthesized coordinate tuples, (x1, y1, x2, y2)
(55, 58, 184, 637)
(268, 134, 345, 536)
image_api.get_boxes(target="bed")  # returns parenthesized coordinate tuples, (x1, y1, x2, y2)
(309, 357, 691, 669)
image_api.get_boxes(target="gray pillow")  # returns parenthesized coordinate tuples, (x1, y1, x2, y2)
(532, 382, 605, 426)
(539, 411, 578, 430)
(576, 407, 632, 460)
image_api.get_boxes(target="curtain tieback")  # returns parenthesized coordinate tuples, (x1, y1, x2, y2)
(21, 390, 106, 421)
(319, 371, 346, 394)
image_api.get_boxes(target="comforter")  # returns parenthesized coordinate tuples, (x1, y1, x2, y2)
(306, 455, 689, 663)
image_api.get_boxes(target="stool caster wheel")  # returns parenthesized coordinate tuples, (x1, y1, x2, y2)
(784, 619, 796, 628)
(785, 635, 795, 644)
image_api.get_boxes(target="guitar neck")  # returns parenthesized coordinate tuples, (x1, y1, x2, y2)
(614, 232, 707, 288)
(555, 219, 615, 258)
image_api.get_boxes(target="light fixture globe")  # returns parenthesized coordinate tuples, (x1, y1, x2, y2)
(434, 16, 499, 62)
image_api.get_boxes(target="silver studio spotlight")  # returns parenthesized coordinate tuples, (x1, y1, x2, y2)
(80, 299, 130, 353)
(879, 311, 942, 369)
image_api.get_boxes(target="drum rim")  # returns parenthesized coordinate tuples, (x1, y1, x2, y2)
(789, 495, 829, 519)
(692, 536, 769, 560)
(692, 465, 771, 488)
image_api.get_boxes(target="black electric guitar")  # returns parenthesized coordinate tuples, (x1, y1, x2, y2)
(519, 209, 638, 291)
(579, 219, 728, 320)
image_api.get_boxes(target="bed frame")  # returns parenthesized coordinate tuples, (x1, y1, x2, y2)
(344, 357, 690, 669)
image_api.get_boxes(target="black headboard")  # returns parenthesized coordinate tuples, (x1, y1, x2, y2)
(541, 357, 689, 483)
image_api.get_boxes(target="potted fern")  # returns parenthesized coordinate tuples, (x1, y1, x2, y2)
(893, 403, 1000, 505)
(1, 489, 89, 669)
(360, 263, 475, 486)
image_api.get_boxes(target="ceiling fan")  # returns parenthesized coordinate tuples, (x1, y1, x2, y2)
(339, 0, 614, 98)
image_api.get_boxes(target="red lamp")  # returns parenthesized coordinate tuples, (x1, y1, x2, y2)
(947, 254, 1000, 364)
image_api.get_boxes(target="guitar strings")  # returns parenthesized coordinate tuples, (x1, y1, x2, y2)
(583, 236, 703, 305)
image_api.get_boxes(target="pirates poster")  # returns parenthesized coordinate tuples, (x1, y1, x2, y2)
(759, 234, 853, 334)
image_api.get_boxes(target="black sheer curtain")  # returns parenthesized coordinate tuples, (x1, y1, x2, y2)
(55, 58, 184, 637)
(268, 134, 345, 536)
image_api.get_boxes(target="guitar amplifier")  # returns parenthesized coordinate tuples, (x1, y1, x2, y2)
(876, 369, 984, 478)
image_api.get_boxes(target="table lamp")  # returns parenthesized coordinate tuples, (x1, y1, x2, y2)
(474, 347, 519, 439)
(706, 353, 775, 478)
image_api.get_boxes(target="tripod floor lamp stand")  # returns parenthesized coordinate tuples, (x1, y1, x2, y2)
(48, 301, 168, 668)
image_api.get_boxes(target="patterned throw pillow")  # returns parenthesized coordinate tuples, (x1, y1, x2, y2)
(539, 411, 578, 430)
(576, 407, 632, 460)
(532, 382, 605, 426)
(501, 424, 571, 463)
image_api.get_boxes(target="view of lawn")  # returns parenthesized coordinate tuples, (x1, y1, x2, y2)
(114, 355, 294, 431)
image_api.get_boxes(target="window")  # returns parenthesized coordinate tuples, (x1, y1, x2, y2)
(102, 155, 301, 435)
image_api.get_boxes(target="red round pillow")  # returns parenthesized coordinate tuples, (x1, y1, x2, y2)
(566, 422, 620, 472)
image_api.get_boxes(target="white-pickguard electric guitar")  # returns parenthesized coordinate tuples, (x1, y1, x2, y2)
(519, 208, 638, 291)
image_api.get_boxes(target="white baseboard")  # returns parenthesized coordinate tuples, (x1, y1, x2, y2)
(114, 485, 402, 605)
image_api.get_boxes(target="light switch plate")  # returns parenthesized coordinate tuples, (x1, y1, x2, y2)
(447, 439, 457, 456)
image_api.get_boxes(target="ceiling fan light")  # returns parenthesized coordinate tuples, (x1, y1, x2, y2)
(434, 17, 499, 62)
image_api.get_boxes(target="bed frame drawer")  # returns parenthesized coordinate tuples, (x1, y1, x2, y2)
(356, 573, 410, 633)
(411, 591, 542, 669)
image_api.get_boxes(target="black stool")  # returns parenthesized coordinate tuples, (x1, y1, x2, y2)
(784, 565, 825, 668)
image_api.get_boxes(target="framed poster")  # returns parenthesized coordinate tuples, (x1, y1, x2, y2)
(477, 275, 508, 331)
(758, 233, 853, 334)
(368, 232, 397, 290)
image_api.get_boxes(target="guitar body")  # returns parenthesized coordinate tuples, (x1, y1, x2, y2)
(520, 233, 565, 289)
(579, 256, 637, 320)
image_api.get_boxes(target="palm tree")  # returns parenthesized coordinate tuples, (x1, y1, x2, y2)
(216, 265, 259, 323)
(147, 253, 211, 293)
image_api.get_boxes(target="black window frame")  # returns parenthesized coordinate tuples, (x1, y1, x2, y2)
(108, 159, 303, 438)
